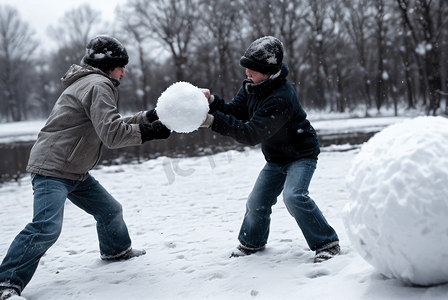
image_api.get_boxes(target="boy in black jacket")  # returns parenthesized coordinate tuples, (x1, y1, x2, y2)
(202, 36, 340, 262)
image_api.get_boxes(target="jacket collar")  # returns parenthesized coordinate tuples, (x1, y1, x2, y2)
(61, 64, 121, 89)
(86, 64, 121, 87)
(243, 63, 289, 96)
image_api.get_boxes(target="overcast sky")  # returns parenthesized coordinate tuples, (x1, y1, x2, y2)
(2, 0, 123, 50)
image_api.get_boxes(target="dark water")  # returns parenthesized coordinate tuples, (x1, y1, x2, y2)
(0, 130, 376, 183)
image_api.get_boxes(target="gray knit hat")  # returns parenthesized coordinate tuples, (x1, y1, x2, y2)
(82, 35, 129, 73)
(239, 36, 284, 74)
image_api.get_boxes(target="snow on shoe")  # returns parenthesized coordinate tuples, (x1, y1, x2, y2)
(102, 248, 146, 261)
(0, 288, 20, 300)
(314, 241, 340, 263)
(156, 81, 209, 133)
(230, 244, 265, 258)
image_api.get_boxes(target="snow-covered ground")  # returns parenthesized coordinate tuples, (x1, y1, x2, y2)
(1, 116, 448, 299)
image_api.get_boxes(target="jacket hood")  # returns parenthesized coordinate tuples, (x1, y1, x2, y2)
(61, 64, 120, 89)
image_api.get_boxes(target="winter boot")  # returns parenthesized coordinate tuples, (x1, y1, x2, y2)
(102, 248, 146, 261)
(314, 241, 340, 263)
(230, 244, 265, 258)
(0, 288, 19, 300)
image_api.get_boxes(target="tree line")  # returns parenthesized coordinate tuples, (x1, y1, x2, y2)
(1, 0, 447, 123)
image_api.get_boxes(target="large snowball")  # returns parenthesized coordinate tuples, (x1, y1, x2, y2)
(343, 116, 448, 286)
(155, 81, 209, 133)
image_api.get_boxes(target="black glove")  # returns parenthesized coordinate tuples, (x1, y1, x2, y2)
(152, 120, 171, 139)
(146, 109, 159, 123)
(139, 121, 171, 143)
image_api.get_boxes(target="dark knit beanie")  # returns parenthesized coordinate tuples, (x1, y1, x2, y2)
(239, 36, 284, 74)
(82, 35, 129, 73)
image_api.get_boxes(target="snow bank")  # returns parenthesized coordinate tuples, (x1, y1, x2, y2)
(0, 117, 407, 144)
(343, 116, 448, 285)
(156, 82, 209, 133)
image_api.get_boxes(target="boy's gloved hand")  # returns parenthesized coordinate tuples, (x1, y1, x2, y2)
(146, 108, 159, 123)
(152, 120, 171, 139)
(200, 88, 214, 105)
(139, 121, 171, 143)
(200, 114, 214, 128)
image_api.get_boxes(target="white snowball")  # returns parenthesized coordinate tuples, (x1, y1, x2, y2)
(343, 116, 448, 286)
(156, 81, 209, 133)
(9, 296, 27, 300)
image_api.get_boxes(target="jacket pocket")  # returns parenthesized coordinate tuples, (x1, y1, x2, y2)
(66, 136, 84, 162)
(291, 125, 320, 158)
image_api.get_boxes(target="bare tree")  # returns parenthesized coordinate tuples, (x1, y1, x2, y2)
(328, 1, 354, 113)
(396, 0, 448, 115)
(273, 0, 309, 96)
(304, 0, 337, 110)
(423, 0, 448, 114)
(47, 4, 102, 50)
(45, 4, 104, 98)
(342, 0, 376, 116)
(399, 39, 417, 109)
(372, 0, 389, 112)
(241, 0, 316, 106)
(198, 0, 243, 100)
(241, 0, 279, 39)
(127, 0, 201, 82)
(0, 5, 38, 121)
(116, 5, 155, 110)
(27, 62, 55, 119)
(436, 1, 448, 114)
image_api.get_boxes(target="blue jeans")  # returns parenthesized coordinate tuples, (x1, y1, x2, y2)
(238, 158, 338, 251)
(0, 174, 131, 293)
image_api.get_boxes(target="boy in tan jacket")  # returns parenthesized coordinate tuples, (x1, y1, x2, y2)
(0, 36, 170, 299)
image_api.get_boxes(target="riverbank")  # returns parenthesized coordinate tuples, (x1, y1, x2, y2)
(0, 116, 409, 183)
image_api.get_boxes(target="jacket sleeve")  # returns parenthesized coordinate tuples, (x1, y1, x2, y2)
(209, 87, 251, 121)
(122, 111, 151, 125)
(86, 82, 143, 148)
(211, 96, 293, 146)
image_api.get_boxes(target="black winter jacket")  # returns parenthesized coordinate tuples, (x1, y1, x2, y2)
(209, 64, 320, 164)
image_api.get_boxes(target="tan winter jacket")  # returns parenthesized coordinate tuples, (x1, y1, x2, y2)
(26, 64, 149, 181)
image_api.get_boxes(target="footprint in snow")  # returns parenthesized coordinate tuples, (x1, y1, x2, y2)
(305, 267, 331, 279)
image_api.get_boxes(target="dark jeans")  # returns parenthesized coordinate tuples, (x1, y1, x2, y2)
(238, 158, 338, 251)
(0, 174, 131, 293)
